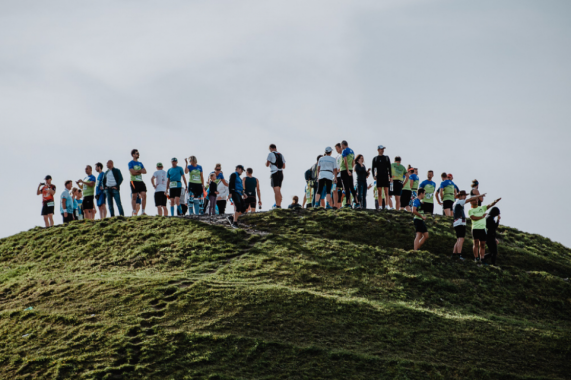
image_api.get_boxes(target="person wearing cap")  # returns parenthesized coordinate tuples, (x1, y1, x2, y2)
(102, 160, 125, 217)
(471, 179, 483, 206)
(437, 172, 458, 217)
(469, 195, 501, 263)
(228, 165, 247, 228)
(185, 156, 204, 215)
(314, 147, 339, 208)
(401, 166, 414, 212)
(390, 156, 406, 211)
(166, 158, 187, 216)
(94, 163, 107, 219)
(453, 190, 484, 259)
(151, 162, 168, 216)
(371, 145, 392, 210)
(354, 154, 370, 209)
(37, 175, 57, 227)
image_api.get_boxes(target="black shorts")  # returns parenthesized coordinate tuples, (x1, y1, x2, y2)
(41, 201, 55, 216)
(317, 178, 333, 195)
(423, 202, 434, 215)
(472, 229, 487, 241)
(130, 181, 147, 194)
(245, 196, 257, 209)
(377, 177, 390, 188)
(454, 225, 466, 238)
(443, 200, 454, 210)
(155, 192, 167, 207)
(188, 183, 203, 198)
(392, 180, 403, 196)
(232, 192, 247, 213)
(169, 188, 182, 198)
(400, 190, 412, 208)
(83, 196, 94, 210)
(414, 219, 428, 233)
(271, 171, 284, 188)
(62, 212, 74, 223)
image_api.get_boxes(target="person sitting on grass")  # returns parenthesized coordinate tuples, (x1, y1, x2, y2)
(288, 196, 302, 209)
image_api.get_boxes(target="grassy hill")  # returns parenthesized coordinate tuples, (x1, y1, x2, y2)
(0, 209, 570, 380)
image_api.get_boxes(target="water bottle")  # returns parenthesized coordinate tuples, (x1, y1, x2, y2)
(390, 182, 394, 192)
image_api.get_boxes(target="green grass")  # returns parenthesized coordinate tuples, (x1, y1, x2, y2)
(0, 209, 570, 379)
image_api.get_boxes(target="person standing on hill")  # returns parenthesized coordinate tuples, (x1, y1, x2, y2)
(166, 158, 187, 217)
(314, 147, 339, 208)
(438, 172, 458, 217)
(185, 156, 205, 215)
(409, 168, 419, 208)
(471, 179, 483, 206)
(103, 160, 124, 217)
(334, 143, 344, 208)
(128, 149, 148, 216)
(372, 145, 392, 210)
(151, 162, 168, 216)
(228, 165, 247, 228)
(207, 173, 219, 216)
(354, 154, 370, 209)
(266, 144, 286, 209)
(452, 190, 483, 259)
(38, 175, 56, 227)
(412, 189, 429, 251)
(419, 171, 436, 215)
(469, 196, 501, 263)
(95, 163, 107, 219)
(339, 140, 360, 208)
(485, 207, 501, 266)
(77, 165, 96, 220)
(60, 180, 74, 224)
(243, 168, 261, 213)
(401, 167, 414, 212)
(391, 156, 406, 211)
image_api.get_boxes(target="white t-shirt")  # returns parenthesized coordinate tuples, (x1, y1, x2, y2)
(336, 155, 342, 177)
(267, 152, 286, 174)
(217, 181, 229, 199)
(453, 199, 467, 227)
(179, 188, 187, 204)
(106, 170, 117, 187)
(152, 170, 167, 192)
(318, 156, 339, 181)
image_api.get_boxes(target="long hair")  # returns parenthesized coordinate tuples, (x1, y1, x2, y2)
(354, 154, 363, 167)
(189, 156, 197, 165)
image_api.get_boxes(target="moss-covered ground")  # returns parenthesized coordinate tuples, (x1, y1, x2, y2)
(0, 209, 570, 379)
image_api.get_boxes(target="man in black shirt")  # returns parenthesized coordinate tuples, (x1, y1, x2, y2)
(371, 145, 392, 210)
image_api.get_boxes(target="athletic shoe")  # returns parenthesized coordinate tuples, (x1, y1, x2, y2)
(227, 216, 234, 225)
(459, 256, 465, 260)
(326, 205, 333, 210)
(231, 223, 239, 229)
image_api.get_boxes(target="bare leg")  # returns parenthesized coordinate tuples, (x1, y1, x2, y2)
(48, 214, 54, 227)
(273, 187, 282, 207)
(473, 239, 479, 258)
(479, 241, 486, 260)
(141, 192, 147, 214)
(395, 196, 401, 211)
(43, 215, 49, 228)
(131, 193, 138, 214)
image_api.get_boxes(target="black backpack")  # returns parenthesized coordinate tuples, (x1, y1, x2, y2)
(273, 152, 284, 169)
(304, 168, 313, 181)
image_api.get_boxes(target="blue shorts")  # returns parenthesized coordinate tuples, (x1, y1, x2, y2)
(96, 193, 106, 207)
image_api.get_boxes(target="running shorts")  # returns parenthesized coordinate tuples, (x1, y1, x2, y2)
(271, 171, 284, 188)
(377, 177, 390, 188)
(423, 202, 434, 215)
(188, 183, 203, 198)
(130, 181, 147, 194)
(169, 188, 182, 198)
(83, 196, 94, 210)
(96, 193, 106, 207)
(443, 200, 454, 210)
(41, 201, 55, 216)
(232, 192, 247, 213)
(317, 178, 333, 195)
(62, 212, 74, 223)
(155, 192, 167, 207)
(245, 196, 257, 209)
(472, 228, 487, 241)
(392, 180, 403, 196)
(414, 219, 428, 233)
(454, 225, 466, 238)
(400, 190, 412, 208)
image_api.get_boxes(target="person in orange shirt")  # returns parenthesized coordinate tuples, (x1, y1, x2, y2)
(37, 175, 56, 227)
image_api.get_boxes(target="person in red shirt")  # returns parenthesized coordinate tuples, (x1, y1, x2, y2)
(37, 175, 57, 227)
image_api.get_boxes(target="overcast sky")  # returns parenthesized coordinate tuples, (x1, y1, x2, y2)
(1, 0, 570, 247)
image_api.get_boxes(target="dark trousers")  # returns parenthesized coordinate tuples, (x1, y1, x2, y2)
(341, 171, 358, 205)
(487, 238, 498, 265)
(217, 200, 227, 214)
(208, 195, 217, 215)
(357, 181, 367, 209)
(105, 188, 124, 217)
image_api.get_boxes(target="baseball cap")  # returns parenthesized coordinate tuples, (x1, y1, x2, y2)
(236, 165, 245, 171)
(171, 157, 178, 162)
(447, 173, 454, 179)
(325, 146, 333, 153)
(157, 162, 163, 167)
(378, 145, 386, 150)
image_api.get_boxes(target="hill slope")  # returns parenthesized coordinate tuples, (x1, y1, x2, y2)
(1, 209, 570, 379)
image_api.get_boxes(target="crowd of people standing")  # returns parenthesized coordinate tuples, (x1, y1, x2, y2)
(38, 142, 502, 265)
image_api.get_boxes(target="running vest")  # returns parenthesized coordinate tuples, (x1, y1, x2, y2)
(245, 177, 257, 197)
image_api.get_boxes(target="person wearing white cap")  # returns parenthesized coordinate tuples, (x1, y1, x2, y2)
(371, 145, 392, 210)
(314, 147, 338, 208)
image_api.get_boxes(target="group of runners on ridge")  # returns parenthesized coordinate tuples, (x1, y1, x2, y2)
(38, 142, 502, 264)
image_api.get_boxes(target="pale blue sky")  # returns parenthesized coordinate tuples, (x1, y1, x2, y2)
(1, 0, 570, 246)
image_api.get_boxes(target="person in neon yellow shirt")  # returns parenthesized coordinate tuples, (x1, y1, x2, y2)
(468, 196, 501, 263)
(390, 156, 407, 211)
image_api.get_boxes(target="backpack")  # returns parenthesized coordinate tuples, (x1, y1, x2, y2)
(304, 168, 313, 182)
(273, 152, 284, 169)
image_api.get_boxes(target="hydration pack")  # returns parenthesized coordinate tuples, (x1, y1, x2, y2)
(273, 152, 284, 169)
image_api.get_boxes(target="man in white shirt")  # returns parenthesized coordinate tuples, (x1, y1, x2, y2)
(151, 163, 168, 216)
(314, 147, 339, 208)
(265, 143, 286, 209)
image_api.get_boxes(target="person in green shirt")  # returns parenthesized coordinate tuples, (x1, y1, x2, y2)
(390, 156, 407, 211)
(401, 166, 414, 212)
(418, 171, 436, 215)
(77, 165, 96, 220)
(468, 196, 501, 263)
